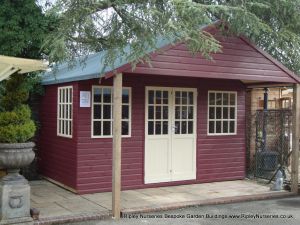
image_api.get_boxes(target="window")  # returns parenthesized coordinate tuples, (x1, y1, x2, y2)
(92, 86, 131, 137)
(57, 86, 73, 137)
(147, 89, 169, 135)
(208, 91, 237, 135)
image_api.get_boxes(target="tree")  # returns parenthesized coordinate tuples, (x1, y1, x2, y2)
(0, 0, 58, 59)
(44, 0, 300, 74)
(0, 0, 49, 142)
(0, 1, 55, 178)
(0, 0, 56, 106)
(0, 0, 55, 138)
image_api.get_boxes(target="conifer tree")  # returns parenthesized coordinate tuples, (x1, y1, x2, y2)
(44, 0, 300, 74)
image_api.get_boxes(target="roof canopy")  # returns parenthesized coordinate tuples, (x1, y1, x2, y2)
(0, 55, 47, 82)
(42, 37, 172, 85)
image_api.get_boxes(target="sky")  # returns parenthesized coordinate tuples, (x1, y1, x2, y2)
(36, 0, 56, 11)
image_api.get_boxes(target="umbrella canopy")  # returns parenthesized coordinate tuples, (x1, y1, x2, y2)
(0, 55, 47, 82)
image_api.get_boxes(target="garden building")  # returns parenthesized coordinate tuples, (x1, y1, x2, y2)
(38, 24, 300, 195)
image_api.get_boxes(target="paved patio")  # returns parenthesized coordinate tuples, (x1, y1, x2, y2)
(30, 179, 293, 224)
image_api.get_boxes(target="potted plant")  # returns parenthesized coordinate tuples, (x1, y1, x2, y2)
(0, 74, 36, 180)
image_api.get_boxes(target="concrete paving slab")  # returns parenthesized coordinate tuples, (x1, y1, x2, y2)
(32, 202, 71, 218)
(135, 187, 171, 196)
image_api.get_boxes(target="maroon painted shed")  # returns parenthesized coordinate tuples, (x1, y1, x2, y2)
(39, 25, 299, 194)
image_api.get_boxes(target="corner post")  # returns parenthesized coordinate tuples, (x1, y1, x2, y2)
(112, 73, 123, 219)
(292, 84, 300, 193)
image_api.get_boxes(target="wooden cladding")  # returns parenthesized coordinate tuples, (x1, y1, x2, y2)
(126, 34, 296, 83)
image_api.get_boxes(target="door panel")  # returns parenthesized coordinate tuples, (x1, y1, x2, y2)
(172, 137, 195, 181)
(145, 138, 171, 183)
(145, 88, 172, 184)
(172, 89, 196, 181)
(145, 87, 197, 184)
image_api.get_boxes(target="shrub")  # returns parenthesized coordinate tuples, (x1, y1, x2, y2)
(0, 74, 37, 143)
(0, 105, 36, 143)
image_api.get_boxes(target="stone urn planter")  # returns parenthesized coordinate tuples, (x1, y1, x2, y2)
(0, 142, 35, 224)
(0, 142, 35, 180)
(0, 71, 40, 224)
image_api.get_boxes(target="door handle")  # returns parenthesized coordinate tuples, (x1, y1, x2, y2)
(171, 124, 178, 133)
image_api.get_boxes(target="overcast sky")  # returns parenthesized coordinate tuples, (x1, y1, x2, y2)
(37, 0, 56, 11)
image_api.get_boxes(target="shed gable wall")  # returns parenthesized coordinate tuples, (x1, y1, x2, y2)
(126, 35, 295, 83)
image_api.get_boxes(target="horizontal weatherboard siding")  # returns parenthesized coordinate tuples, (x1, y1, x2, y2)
(39, 75, 246, 194)
(126, 35, 295, 83)
(38, 82, 78, 190)
(74, 75, 245, 194)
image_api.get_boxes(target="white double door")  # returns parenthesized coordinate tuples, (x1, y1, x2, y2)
(145, 87, 197, 184)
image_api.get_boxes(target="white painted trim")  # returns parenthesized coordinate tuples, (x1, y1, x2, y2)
(207, 90, 237, 136)
(144, 86, 172, 184)
(172, 87, 197, 182)
(145, 86, 173, 137)
(0, 66, 19, 81)
(0, 55, 47, 81)
(57, 86, 73, 138)
(144, 86, 197, 184)
(91, 85, 132, 138)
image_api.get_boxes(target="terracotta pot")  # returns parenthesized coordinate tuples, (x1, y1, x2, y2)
(0, 142, 35, 176)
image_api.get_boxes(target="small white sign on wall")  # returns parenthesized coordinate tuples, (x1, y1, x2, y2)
(80, 91, 91, 107)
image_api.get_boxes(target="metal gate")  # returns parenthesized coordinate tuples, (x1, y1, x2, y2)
(248, 109, 292, 180)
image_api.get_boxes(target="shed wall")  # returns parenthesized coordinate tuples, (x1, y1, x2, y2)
(76, 75, 246, 194)
(38, 82, 78, 190)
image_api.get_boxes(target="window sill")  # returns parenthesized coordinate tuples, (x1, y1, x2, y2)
(206, 133, 237, 136)
(91, 135, 132, 139)
(57, 135, 73, 139)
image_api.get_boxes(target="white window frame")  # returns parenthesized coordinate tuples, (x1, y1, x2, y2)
(91, 85, 132, 138)
(57, 86, 73, 138)
(207, 90, 237, 136)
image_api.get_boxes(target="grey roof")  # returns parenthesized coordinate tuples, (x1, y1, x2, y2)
(41, 37, 173, 85)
